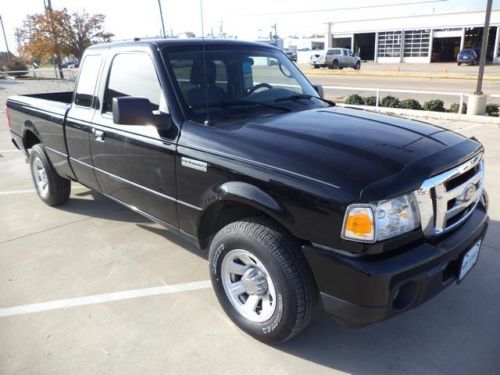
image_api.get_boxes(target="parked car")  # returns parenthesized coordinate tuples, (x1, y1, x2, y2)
(61, 59, 79, 69)
(457, 48, 480, 65)
(6, 39, 489, 343)
(310, 48, 361, 70)
(284, 50, 297, 62)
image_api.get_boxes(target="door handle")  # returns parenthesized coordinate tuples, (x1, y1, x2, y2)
(92, 129, 105, 142)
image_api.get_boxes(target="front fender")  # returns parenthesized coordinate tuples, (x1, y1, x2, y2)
(203, 181, 292, 224)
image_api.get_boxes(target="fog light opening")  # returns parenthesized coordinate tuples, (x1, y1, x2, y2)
(392, 282, 418, 311)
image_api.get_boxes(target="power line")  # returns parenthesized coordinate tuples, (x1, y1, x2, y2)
(234, 0, 447, 16)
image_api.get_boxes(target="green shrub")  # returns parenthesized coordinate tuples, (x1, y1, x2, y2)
(448, 102, 467, 114)
(399, 99, 422, 110)
(345, 94, 365, 105)
(380, 96, 400, 108)
(364, 96, 378, 106)
(423, 99, 445, 112)
(2, 57, 28, 77)
(485, 103, 499, 116)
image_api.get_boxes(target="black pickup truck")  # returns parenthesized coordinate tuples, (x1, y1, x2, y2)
(6, 39, 489, 343)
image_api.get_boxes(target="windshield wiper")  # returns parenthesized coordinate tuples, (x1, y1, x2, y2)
(191, 100, 292, 113)
(274, 94, 335, 106)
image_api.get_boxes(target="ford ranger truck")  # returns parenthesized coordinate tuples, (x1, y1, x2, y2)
(6, 39, 489, 343)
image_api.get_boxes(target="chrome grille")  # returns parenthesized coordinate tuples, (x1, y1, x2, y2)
(415, 154, 484, 237)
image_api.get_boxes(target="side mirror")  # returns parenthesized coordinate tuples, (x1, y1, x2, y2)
(112, 96, 172, 130)
(312, 84, 324, 99)
(112, 96, 154, 125)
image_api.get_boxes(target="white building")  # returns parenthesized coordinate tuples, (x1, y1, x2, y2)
(324, 10, 500, 63)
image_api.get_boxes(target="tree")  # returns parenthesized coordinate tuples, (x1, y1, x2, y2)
(19, 8, 113, 65)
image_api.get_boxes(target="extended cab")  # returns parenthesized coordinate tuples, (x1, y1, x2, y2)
(6, 39, 488, 343)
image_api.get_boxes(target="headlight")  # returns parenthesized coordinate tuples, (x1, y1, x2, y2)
(342, 193, 420, 243)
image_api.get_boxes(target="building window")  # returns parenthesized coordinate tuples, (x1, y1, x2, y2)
(404, 30, 431, 57)
(378, 31, 402, 57)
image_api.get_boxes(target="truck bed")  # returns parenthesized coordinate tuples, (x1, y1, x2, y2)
(6, 91, 75, 180)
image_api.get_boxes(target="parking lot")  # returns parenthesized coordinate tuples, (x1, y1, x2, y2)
(1, 80, 500, 374)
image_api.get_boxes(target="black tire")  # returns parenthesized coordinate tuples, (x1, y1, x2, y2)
(209, 217, 317, 344)
(332, 60, 339, 69)
(354, 61, 361, 70)
(457, 62, 461, 66)
(313, 64, 319, 69)
(29, 144, 71, 206)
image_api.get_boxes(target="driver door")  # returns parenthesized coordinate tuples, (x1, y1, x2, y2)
(90, 51, 178, 227)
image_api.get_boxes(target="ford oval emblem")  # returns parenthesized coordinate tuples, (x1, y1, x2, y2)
(458, 183, 476, 203)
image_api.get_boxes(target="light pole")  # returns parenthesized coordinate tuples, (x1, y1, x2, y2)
(475, 0, 493, 95)
(468, 0, 492, 115)
(0, 15, 11, 57)
(157, 0, 167, 38)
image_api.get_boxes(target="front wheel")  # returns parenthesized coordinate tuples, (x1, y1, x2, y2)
(354, 61, 361, 70)
(29, 144, 71, 206)
(209, 217, 317, 343)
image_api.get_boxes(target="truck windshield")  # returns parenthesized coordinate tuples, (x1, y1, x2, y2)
(162, 45, 328, 124)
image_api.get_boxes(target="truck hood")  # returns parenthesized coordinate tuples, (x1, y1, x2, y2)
(180, 107, 482, 201)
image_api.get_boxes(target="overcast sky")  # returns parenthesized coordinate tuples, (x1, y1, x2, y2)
(0, 0, 495, 54)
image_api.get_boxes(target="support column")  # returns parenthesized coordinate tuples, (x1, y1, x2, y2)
(351, 35, 355, 51)
(325, 22, 332, 49)
(460, 27, 465, 50)
(428, 30, 434, 63)
(399, 30, 404, 63)
(374, 32, 379, 63)
(493, 26, 500, 62)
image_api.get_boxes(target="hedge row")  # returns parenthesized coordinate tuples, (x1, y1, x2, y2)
(344, 94, 499, 116)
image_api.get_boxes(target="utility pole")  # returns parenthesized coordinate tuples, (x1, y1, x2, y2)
(272, 23, 278, 46)
(0, 15, 11, 57)
(475, 0, 492, 95)
(44, 0, 64, 79)
(157, 0, 167, 38)
(15, 28, 22, 59)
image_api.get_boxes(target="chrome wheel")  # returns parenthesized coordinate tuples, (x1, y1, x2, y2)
(221, 249, 277, 323)
(32, 156, 49, 198)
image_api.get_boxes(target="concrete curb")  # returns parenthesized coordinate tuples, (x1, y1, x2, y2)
(337, 104, 500, 125)
(302, 68, 500, 81)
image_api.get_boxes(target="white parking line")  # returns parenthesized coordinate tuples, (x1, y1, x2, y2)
(0, 186, 87, 196)
(0, 149, 18, 153)
(0, 189, 38, 195)
(0, 280, 212, 318)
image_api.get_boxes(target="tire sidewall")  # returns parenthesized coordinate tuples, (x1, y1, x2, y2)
(29, 145, 50, 202)
(209, 229, 298, 342)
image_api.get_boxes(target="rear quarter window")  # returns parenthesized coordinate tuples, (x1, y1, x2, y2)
(74, 54, 103, 107)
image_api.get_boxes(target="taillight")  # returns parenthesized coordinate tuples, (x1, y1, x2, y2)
(4, 106, 11, 129)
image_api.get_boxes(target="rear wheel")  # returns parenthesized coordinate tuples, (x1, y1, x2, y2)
(332, 60, 339, 69)
(209, 217, 317, 343)
(313, 64, 319, 69)
(29, 144, 71, 206)
(457, 62, 462, 66)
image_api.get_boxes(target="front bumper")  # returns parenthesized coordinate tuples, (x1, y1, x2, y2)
(302, 201, 489, 327)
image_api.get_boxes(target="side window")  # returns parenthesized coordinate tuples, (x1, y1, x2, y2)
(332, 49, 341, 55)
(103, 53, 162, 113)
(326, 49, 334, 56)
(74, 55, 102, 107)
(348, 50, 354, 57)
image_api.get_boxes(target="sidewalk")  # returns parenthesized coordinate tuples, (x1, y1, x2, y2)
(299, 62, 500, 80)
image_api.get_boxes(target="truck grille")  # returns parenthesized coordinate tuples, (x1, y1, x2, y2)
(415, 153, 484, 237)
